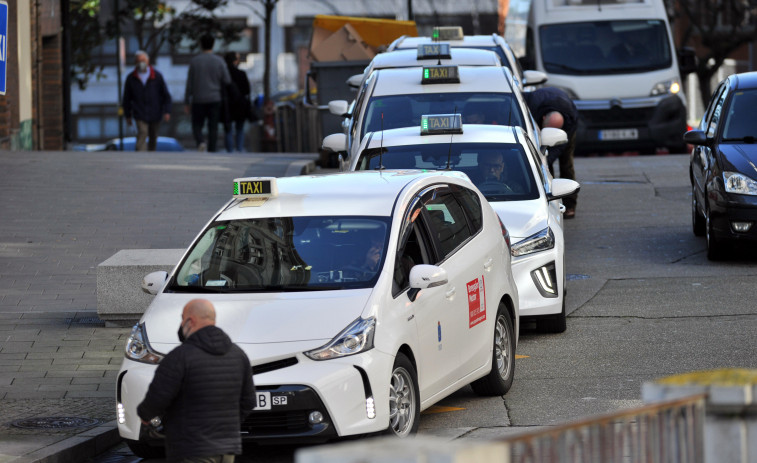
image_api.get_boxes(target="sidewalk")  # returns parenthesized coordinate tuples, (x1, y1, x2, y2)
(0, 149, 322, 463)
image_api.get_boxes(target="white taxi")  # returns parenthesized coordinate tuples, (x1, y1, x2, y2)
(349, 115, 579, 333)
(323, 64, 541, 163)
(116, 171, 519, 457)
(387, 26, 547, 88)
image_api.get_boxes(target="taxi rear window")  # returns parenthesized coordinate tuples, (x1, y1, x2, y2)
(361, 93, 524, 135)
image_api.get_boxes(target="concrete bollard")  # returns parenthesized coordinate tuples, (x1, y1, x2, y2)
(295, 435, 507, 463)
(96, 249, 184, 325)
(642, 368, 757, 463)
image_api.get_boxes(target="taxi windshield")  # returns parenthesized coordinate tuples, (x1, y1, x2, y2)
(540, 20, 672, 75)
(362, 93, 524, 135)
(168, 216, 390, 292)
(356, 142, 539, 202)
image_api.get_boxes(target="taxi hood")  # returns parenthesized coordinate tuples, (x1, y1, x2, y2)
(490, 199, 549, 240)
(142, 290, 372, 346)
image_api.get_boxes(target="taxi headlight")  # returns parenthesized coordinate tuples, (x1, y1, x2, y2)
(511, 227, 555, 257)
(650, 79, 681, 96)
(125, 322, 164, 364)
(724, 171, 757, 195)
(305, 317, 376, 361)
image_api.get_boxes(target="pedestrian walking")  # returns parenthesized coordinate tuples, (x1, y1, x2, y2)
(524, 87, 579, 218)
(137, 299, 256, 463)
(184, 35, 231, 152)
(122, 50, 172, 151)
(223, 52, 252, 153)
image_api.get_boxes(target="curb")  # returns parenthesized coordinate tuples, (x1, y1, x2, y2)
(11, 422, 121, 463)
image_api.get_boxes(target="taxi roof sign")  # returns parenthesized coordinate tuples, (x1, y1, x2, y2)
(233, 177, 278, 199)
(421, 114, 463, 135)
(417, 43, 451, 60)
(421, 65, 460, 84)
(432, 26, 464, 41)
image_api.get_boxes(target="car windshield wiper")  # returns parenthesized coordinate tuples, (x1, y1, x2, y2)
(165, 284, 230, 293)
(723, 136, 757, 143)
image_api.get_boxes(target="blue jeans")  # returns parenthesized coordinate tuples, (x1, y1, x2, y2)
(224, 119, 246, 152)
(191, 102, 221, 152)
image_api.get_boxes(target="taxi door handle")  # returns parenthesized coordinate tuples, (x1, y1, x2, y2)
(445, 287, 456, 299)
(484, 258, 494, 271)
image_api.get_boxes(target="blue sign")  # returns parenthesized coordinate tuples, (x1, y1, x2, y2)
(0, 1, 6, 95)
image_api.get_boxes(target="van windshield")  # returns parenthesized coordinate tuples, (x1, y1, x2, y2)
(540, 20, 672, 75)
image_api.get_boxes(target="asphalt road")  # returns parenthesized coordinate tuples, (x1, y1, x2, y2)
(86, 152, 757, 463)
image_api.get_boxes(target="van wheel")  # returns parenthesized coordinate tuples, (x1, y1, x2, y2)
(386, 353, 420, 437)
(126, 439, 165, 459)
(471, 305, 515, 396)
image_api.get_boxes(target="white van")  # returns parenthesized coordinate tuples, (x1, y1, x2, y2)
(505, 0, 695, 153)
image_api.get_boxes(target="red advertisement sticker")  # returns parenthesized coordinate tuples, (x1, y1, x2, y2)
(467, 276, 486, 328)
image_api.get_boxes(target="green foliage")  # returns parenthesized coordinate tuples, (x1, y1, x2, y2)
(70, 0, 245, 89)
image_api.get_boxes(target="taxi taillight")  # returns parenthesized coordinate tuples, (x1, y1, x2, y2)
(499, 217, 511, 249)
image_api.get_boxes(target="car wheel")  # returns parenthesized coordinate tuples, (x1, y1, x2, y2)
(705, 204, 727, 261)
(125, 438, 165, 459)
(692, 188, 706, 237)
(386, 353, 420, 437)
(538, 298, 567, 334)
(471, 305, 515, 396)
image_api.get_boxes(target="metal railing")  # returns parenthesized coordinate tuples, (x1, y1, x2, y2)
(274, 97, 326, 154)
(500, 394, 706, 463)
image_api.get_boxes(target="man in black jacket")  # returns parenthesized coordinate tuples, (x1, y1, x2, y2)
(137, 299, 256, 463)
(524, 87, 579, 218)
(122, 51, 172, 151)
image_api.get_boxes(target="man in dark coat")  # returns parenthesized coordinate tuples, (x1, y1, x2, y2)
(524, 87, 579, 218)
(137, 299, 256, 463)
(123, 51, 172, 151)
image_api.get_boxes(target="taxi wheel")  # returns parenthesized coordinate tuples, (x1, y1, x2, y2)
(386, 353, 420, 437)
(471, 306, 515, 396)
(126, 438, 165, 459)
(538, 299, 567, 334)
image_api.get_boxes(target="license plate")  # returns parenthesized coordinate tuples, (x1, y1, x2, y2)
(253, 391, 288, 410)
(599, 129, 638, 141)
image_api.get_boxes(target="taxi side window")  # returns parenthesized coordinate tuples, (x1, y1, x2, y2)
(525, 138, 547, 187)
(422, 188, 473, 259)
(451, 185, 483, 234)
(393, 200, 433, 297)
(350, 74, 372, 143)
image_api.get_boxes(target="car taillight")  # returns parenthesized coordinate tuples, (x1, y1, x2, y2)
(499, 217, 511, 249)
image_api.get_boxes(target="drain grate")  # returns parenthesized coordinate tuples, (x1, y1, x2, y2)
(65, 317, 105, 326)
(10, 417, 101, 429)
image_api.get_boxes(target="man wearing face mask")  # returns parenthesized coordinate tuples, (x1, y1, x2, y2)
(122, 50, 172, 151)
(137, 299, 256, 463)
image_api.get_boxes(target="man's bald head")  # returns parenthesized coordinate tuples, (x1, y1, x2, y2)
(542, 111, 564, 129)
(181, 299, 216, 338)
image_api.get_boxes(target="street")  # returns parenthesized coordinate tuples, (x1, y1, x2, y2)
(64, 151, 757, 463)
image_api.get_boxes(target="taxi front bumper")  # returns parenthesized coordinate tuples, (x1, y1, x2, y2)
(511, 250, 562, 318)
(116, 349, 397, 443)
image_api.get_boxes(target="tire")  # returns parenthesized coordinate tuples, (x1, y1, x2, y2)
(386, 353, 420, 437)
(125, 438, 165, 459)
(705, 204, 727, 261)
(471, 305, 515, 396)
(538, 298, 567, 334)
(692, 188, 705, 237)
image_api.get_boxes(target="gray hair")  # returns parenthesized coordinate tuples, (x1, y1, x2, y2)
(135, 50, 149, 61)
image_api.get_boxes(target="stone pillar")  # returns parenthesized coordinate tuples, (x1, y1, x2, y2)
(642, 368, 757, 463)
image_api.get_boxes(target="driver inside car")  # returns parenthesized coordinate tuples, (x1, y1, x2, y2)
(471, 151, 515, 194)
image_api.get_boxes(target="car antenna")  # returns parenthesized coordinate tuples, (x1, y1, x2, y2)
(446, 107, 457, 170)
(378, 112, 385, 171)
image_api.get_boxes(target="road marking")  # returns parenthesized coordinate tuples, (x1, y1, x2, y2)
(516, 354, 529, 359)
(422, 405, 465, 415)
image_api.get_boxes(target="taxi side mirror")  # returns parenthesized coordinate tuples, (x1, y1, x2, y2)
(322, 133, 347, 153)
(346, 74, 363, 89)
(683, 129, 709, 146)
(547, 178, 581, 202)
(540, 127, 568, 148)
(409, 265, 448, 289)
(328, 100, 350, 117)
(142, 271, 169, 295)
(523, 70, 548, 86)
